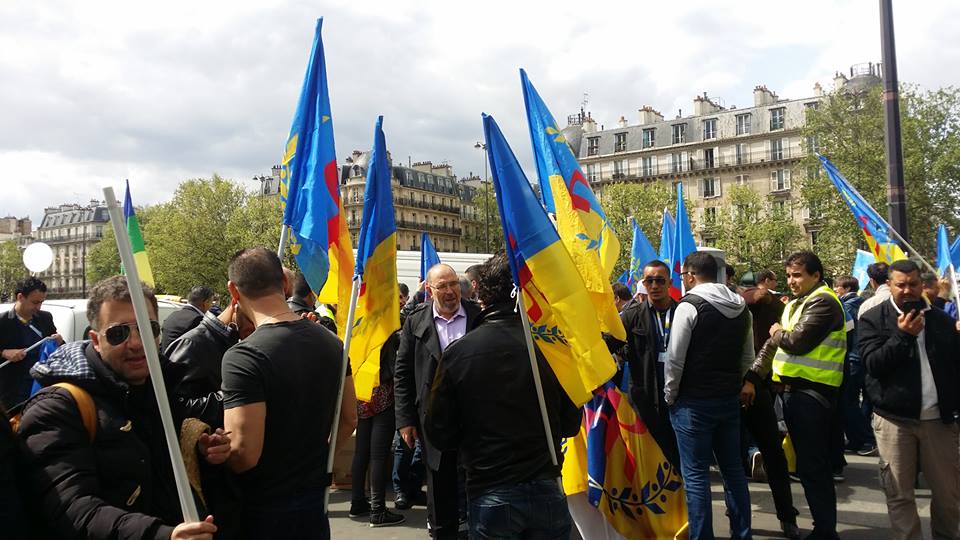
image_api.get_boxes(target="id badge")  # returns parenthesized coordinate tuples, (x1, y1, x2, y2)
(658, 351, 667, 363)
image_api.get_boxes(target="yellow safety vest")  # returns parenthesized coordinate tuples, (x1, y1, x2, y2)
(772, 284, 846, 387)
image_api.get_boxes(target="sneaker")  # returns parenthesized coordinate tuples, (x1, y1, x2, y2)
(780, 520, 801, 540)
(857, 444, 879, 457)
(750, 452, 767, 482)
(349, 499, 371, 518)
(370, 508, 406, 527)
(832, 470, 845, 483)
(788, 472, 801, 483)
(394, 492, 411, 510)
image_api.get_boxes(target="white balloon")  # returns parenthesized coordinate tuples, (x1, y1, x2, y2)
(22, 242, 54, 273)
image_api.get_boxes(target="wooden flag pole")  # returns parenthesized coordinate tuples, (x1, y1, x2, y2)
(515, 288, 563, 491)
(103, 187, 199, 523)
(323, 275, 360, 510)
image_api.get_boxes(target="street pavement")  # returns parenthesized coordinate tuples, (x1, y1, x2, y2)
(329, 453, 931, 539)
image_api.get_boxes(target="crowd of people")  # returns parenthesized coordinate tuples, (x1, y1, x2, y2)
(0, 246, 958, 540)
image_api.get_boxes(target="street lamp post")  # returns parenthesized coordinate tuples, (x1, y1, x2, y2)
(474, 142, 490, 253)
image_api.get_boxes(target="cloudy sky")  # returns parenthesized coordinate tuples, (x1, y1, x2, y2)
(2, 0, 958, 225)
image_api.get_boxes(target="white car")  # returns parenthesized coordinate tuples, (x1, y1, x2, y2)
(0, 299, 184, 342)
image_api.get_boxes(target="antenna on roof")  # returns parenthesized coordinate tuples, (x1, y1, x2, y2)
(581, 92, 589, 115)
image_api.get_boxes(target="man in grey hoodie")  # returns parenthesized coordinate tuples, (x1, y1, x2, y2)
(665, 251, 755, 540)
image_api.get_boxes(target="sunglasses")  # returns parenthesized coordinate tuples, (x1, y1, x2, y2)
(102, 321, 161, 346)
(642, 277, 667, 285)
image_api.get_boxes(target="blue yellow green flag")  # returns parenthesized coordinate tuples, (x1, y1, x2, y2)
(123, 180, 154, 287)
(521, 70, 625, 342)
(350, 116, 400, 401)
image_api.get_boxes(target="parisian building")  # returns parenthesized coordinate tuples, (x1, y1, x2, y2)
(571, 64, 882, 247)
(34, 201, 109, 298)
(0, 216, 33, 248)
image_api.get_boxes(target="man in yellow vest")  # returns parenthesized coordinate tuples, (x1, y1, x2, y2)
(753, 251, 846, 540)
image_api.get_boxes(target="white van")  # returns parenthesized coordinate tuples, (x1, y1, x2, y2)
(395, 250, 492, 292)
(0, 299, 184, 342)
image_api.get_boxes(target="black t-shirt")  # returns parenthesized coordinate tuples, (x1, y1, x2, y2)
(221, 319, 343, 502)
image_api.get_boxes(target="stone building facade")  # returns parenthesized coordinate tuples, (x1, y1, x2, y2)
(34, 201, 109, 298)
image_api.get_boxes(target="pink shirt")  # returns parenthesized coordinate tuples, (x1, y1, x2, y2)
(433, 303, 467, 351)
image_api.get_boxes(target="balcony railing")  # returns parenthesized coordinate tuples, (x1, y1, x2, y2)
(347, 218, 462, 236)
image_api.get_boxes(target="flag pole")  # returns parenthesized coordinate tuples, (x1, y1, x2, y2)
(881, 224, 937, 275)
(516, 288, 563, 491)
(103, 187, 199, 523)
(323, 275, 360, 510)
(950, 264, 960, 309)
(277, 224, 289, 258)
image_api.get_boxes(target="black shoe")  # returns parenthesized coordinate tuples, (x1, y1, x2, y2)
(832, 470, 845, 483)
(394, 492, 411, 510)
(780, 520, 801, 539)
(857, 444, 878, 457)
(349, 499, 371, 518)
(370, 508, 406, 527)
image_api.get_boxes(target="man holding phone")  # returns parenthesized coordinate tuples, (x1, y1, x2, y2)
(860, 259, 960, 540)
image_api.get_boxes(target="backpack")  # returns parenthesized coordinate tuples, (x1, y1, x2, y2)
(9, 383, 97, 442)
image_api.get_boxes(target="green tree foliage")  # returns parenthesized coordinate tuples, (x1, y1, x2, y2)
(86, 205, 161, 288)
(0, 241, 27, 302)
(801, 85, 960, 274)
(713, 185, 804, 280)
(597, 182, 677, 278)
(463, 181, 503, 254)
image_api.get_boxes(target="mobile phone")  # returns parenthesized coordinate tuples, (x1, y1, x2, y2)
(901, 299, 928, 314)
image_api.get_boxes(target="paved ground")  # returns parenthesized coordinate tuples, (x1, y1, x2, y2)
(329, 453, 932, 539)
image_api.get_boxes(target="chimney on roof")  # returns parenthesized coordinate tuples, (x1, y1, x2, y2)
(813, 82, 824, 97)
(638, 106, 664, 125)
(582, 112, 597, 133)
(617, 116, 628, 128)
(753, 85, 778, 106)
(694, 92, 723, 116)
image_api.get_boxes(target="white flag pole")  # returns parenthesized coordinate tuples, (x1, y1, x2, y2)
(276, 224, 289, 259)
(515, 288, 563, 491)
(103, 187, 199, 522)
(323, 275, 360, 510)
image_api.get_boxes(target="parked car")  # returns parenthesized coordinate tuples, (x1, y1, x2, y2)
(0, 298, 183, 342)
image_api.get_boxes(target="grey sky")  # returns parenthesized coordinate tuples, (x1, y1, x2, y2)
(2, 0, 958, 224)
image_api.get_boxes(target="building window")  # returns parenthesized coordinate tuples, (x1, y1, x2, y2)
(586, 164, 600, 182)
(736, 114, 752, 135)
(773, 200, 789, 215)
(770, 138, 784, 160)
(770, 107, 785, 130)
(642, 128, 655, 149)
(587, 137, 600, 156)
(614, 159, 629, 179)
(703, 148, 715, 169)
(735, 174, 750, 186)
(810, 230, 819, 246)
(735, 143, 747, 165)
(703, 118, 717, 140)
(405, 170, 413, 180)
(704, 206, 718, 224)
(641, 157, 654, 177)
(701, 177, 719, 199)
(806, 165, 821, 181)
(770, 169, 791, 192)
(805, 101, 820, 110)
(614, 133, 627, 152)
(806, 135, 819, 154)
(672, 124, 686, 145)
(671, 153, 683, 173)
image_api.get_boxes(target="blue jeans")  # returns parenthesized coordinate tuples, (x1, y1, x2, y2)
(468, 478, 571, 540)
(392, 431, 425, 497)
(243, 487, 329, 540)
(670, 396, 752, 540)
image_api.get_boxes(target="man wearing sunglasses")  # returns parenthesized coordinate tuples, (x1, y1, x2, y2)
(613, 259, 681, 470)
(17, 275, 226, 540)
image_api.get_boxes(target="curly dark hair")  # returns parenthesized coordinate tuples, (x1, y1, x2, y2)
(477, 253, 514, 308)
(15, 276, 47, 297)
(86, 275, 158, 330)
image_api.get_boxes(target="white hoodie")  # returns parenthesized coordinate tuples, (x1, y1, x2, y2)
(663, 282, 755, 406)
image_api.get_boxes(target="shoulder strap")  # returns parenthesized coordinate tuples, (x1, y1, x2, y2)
(52, 382, 97, 443)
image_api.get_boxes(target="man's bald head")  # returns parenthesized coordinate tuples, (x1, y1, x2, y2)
(426, 264, 461, 317)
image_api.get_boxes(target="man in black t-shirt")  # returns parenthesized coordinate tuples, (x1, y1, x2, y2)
(221, 248, 357, 540)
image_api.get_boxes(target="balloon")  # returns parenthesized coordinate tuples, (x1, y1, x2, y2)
(22, 242, 54, 273)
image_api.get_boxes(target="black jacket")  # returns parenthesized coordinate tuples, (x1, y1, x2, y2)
(750, 282, 845, 398)
(860, 299, 960, 423)
(165, 313, 238, 427)
(615, 300, 675, 415)
(0, 309, 57, 408)
(18, 341, 193, 540)
(160, 305, 204, 353)
(394, 299, 480, 470)
(423, 304, 581, 498)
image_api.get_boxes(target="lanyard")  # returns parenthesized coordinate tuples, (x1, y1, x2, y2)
(652, 305, 673, 351)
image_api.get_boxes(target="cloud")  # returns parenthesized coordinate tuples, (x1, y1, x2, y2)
(1, 0, 957, 225)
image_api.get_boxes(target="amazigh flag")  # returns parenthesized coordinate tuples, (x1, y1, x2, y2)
(852, 250, 875, 293)
(937, 225, 953, 277)
(626, 218, 657, 290)
(670, 183, 697, 299)
(123, 180, 154, 287)
(349, 116, 400, 401)
(280, 18, 355, 336)
(819, 155, 906, 264)
(521, 70, 625, 343)
(562, 383, 688, 538)
(483, 113, 616, 406)
(420, 232, 441, 281)
(659, 208, 675, 266)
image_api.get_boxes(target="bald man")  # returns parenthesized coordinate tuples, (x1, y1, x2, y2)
(394, 264, 481, 539)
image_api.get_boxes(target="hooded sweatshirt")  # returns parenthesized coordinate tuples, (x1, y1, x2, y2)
(664, 282, 754, 405)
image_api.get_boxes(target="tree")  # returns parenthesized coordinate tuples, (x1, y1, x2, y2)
(0, 241, 26, 302)
(463, 181, 503, 254)
(86, 204, 161, 289)
(597, 182, 677, 279)
(713, 185, 804, 280)
(801, 84, 960, 275)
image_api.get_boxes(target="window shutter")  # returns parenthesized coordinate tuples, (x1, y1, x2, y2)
(770, 171, 778, 192)
(784, 169, 792, 190)
(716, 177, 723, 197)
(697, 179, 704, 198)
